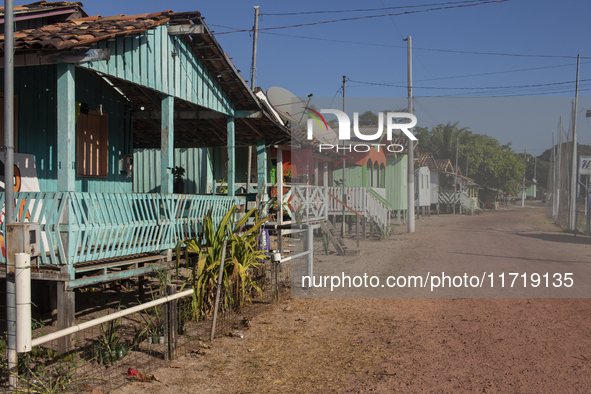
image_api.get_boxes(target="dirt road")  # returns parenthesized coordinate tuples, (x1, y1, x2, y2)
(118, 205, 591, 393)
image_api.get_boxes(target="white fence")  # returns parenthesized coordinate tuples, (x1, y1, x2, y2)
(327, 186, 390, 229)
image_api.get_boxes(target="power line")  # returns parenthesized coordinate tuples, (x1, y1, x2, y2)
(209, 24, 591, 60)
(348, 78, 591, 90)
(212, 0, 509, 35)
(262, 0, 484, 16)
(420, 86, 591, 97)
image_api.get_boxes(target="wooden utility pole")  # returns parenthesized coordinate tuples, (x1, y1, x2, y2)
(570, 54, 580, 231)
(404, 36, 415, 233)
(247, 6, 260, 194)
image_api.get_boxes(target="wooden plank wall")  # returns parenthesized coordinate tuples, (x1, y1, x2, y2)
(386, 155, 408, 211)
(1, 65, 133, 193)
(81, 25, 234, 115)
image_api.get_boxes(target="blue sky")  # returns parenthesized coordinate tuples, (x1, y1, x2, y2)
(15, 0, 591, 153)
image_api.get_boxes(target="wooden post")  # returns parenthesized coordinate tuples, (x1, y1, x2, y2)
(138, 275, 145, 302)
(227, 116, 235, 197)
(277, 147, 283, 253)
(57, 281, 74, 354)
(56, 65, 76, 339)
(161, 94, 174, 194)
(356, 215, 360, 248)
(57, 63, 76, 193)
(362, 189, 367, 240)
(257, 139, 267, 204)
(314, 158, 319, 186)
(167, 284, 177, 360)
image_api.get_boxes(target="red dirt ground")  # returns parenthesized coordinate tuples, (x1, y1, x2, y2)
(117, 204, 591, 393)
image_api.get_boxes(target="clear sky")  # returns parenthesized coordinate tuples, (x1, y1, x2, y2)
(14, 0, 591, 154)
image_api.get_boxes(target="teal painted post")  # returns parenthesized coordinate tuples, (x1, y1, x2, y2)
(227, 116, 235, 197)
(57, 64, 76, 192)
(257, 139, 267, 200)
(161, 94, 174, 194)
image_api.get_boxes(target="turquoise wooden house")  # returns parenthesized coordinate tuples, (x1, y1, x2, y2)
(0, 7, 289, 349)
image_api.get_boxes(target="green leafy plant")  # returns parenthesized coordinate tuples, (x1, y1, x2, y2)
(217, 178, 228, 194)
(20, 360, 104, 394)
(177, 205, 268, 319)
(171, 166, 185, 183)
(373, 224, 392, 240)
(227, 212, 268, 310)
(134, 285, 165, 347)
(97, 305, 124, 360)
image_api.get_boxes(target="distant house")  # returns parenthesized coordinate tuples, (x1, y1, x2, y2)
(415, 152, 439, 213)
(518, 179, 537, 200)
(432, 158, 479, 213)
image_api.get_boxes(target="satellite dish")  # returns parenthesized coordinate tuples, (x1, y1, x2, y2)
(309, 120, 339, 145)
(266, 87, 306, 124)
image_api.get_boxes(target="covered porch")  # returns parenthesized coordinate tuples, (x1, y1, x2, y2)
(0, 9, 290, 349)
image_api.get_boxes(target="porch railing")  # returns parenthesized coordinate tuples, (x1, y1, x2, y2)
(438, 191, 475, 214)
(327, 186, 390, 229)
(366, 188, 391, 229)
(286, 185, 328, 223)
(1, 192, 235, 267)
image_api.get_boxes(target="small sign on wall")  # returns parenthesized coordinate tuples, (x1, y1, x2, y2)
(580, 156, 591, 176)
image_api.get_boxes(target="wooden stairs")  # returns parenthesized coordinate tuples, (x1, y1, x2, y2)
(320, 220, 360, 256)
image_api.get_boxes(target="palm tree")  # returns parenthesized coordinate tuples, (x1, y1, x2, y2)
(430, 122, 470, 160)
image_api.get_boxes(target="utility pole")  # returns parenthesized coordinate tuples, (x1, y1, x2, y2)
(570, 54, 580, 231)
(522, 148, 526, 207)
(454, 137, 458, 214)
(466, 154, 469, 177)
(554, 116, 562, 224)
(4, 0, 17, 388)
(342, 75, 346, 237)
(552, 131, 556, 218)
(250, 6, 260, 90)
(404, 36, 415, 233)
(247, 6, 260, 195)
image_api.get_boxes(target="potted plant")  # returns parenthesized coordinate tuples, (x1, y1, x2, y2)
(172, 166, 185, 194)
(283, 168, 292, 183)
